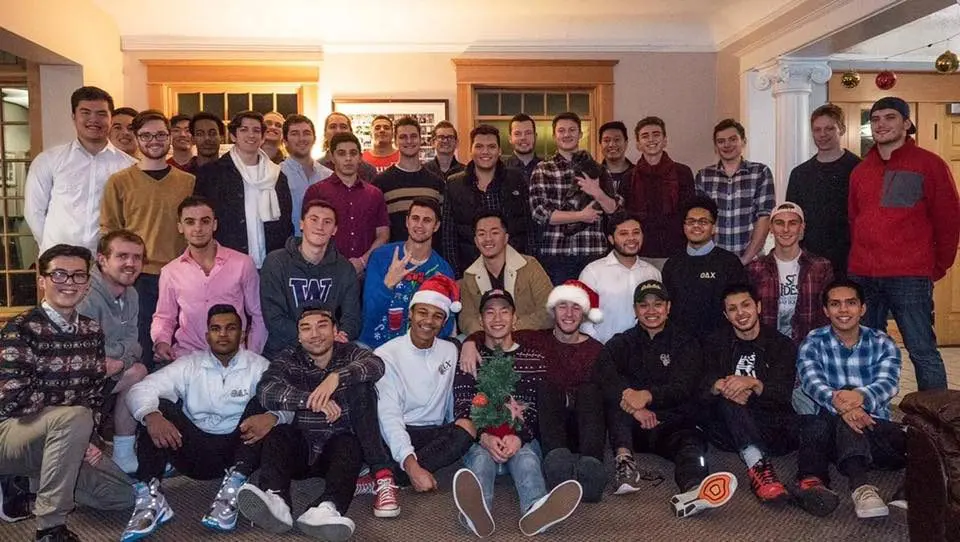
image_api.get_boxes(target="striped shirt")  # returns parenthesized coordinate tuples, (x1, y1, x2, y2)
(372, 166, 445, 243)
(695, 159, 775, 257)
(797, 325, 901, 420)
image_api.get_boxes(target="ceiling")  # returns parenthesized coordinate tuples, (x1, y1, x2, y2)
(836, 3, 960, 61)
(91, 0, 800, 52)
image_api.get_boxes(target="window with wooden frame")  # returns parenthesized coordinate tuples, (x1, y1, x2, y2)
(474, 89, 594, 156)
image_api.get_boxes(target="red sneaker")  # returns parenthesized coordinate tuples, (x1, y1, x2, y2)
(372, 471, 400, 518)
(353, 472, 375, 496)
(746, 459, 788, 503)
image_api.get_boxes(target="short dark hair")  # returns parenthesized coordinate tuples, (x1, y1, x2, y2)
(682, 195, 719, 223)
(721, 283, 758, 303)
(170, 114, 191, 127)
(394, 116, 421, 136)
(189, 112, 225, 137)
(39, 244, 92, 274)
(112, 107, 138, 119)
(821, 278, 865, 308)
(71, 86, 114, 114)
(131, 109, 169, 133)
(409, 197, 441, 221)
(178, 195, 216, 218)
(473, 210, 508, 234)
(282, 114, 316, 140)
(98, 229, 145, 257)
(228, 110, 265, 137)
(552, 112, 582, 131)
(509, 114, 536, 133)
(599, 121, 628, 141)
(469, 124, 501, 146)
(371, 115, 393, 128)
(329, 132, 361, 154)
(605, 212, 641, 237)
(433, 120, 458, 139)
(713, 118, 746, 141)
(302, 198, 338, 223)
(207, 304, 241, 327)
(811, 103, 846, 132)
(635, 116, 667, 137)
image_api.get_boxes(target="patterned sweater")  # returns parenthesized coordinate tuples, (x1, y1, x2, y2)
(0, 307, 106, 420)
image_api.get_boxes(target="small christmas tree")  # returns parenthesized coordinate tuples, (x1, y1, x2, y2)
(470, 347, 525, 437)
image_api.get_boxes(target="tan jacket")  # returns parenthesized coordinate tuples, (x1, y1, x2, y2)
(458, 246, 553, 335)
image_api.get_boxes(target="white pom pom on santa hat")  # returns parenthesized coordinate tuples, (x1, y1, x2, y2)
(546, 279, 603, 324)
(409, 274, 462, 316)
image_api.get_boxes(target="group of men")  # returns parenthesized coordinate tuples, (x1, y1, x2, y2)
(0, 83, 956, 542)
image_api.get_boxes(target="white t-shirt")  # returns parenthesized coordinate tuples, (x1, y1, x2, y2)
(775, 255, 800, 338)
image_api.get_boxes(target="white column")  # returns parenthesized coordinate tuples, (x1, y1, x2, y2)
(753, 59, 832, 202)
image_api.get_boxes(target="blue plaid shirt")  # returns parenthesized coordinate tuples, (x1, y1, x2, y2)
(695, 159, 774, 257)
(797, 325, 901, 420)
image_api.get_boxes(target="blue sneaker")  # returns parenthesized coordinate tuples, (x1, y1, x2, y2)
(201, 467, 246, 532)
(121, 478, 173, 541)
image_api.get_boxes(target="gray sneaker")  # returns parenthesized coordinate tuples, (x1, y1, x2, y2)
(852, 484, 889, 519)
(121, 478, 174, 541)
(201, 467, 247, 532)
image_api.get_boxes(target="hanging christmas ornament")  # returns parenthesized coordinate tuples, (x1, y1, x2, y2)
(840, 71, 861, 89)
(875, 71, 897, 90)
(935, 50, 960, 73)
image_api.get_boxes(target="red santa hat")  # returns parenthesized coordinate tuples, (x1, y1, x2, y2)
(409, 274, 462, 317)
(546, 280, 603, 324)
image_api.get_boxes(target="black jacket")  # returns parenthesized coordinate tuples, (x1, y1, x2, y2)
(194, 153, 293, 257)
(701, 324, 797, 411)
(442, 161, 531, 277)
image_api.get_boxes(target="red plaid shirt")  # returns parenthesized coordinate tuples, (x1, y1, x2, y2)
(746, 250, 834, 346)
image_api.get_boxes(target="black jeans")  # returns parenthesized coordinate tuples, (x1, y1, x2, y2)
(136, 399, 263, 483)
(134, 273, 159, 371)
(348, 383, 393, 474)
(707, 400, 799, 457)
(796, 411, 906, 488)
(258, 424, 363, 514)
(609, 406, 709, 492)
(403, 423, 474, 473)
(537, 381, 605, 461)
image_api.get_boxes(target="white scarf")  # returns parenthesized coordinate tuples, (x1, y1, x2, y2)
(230, 147, 281, 268)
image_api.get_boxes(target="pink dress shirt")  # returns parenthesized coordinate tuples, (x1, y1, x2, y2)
(151, 244, 267, 358)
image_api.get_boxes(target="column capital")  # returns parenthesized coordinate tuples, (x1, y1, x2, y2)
(753, 59, 832, 94)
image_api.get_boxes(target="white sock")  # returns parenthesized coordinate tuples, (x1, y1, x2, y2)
(113, 435, 136, 458)
(740, 445, 763, 469)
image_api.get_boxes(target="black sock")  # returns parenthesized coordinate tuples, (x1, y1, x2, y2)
(839, 456, 869, 490)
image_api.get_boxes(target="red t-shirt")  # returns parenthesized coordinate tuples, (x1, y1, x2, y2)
(362, 150, 401, 173)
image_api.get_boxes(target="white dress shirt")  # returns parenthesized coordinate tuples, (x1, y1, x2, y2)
(25, 139, 136, 252)
(579, 251, 661, 343)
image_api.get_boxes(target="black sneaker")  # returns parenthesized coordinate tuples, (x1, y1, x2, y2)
(888, 484, 907, 510)
(36, 525, 81, 542)
(543, 448, 576, 490)
(575, 455, 606, 503)
(1, 475, 34, 523)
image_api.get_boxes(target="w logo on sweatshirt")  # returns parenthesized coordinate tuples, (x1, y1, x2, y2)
(288, 278, 333, 307)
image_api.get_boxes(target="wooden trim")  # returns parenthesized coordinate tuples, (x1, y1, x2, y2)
(26, 62, 42, 158)
(828, 72, 960, 104)
(143, 60, 319, 84)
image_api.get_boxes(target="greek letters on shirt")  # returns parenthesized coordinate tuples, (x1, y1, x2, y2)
(288, 277, 333, 307)
(699, 271, 717, 279)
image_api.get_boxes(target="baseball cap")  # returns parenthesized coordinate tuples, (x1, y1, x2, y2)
(479, 289, 516, 312)
(869, 97, 917, 135)
(770, 201, 805, 223)
(298, 303, 339, 325)
(634, 280, 669, 303)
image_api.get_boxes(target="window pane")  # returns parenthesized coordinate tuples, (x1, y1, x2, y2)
(523, 93, 545, 116)
(252, 94, 274, 114)
(201, 93, 225, 120)
(859, 109, 873, 157)
(2, 124, 30, 157)
(570, 93, 590, 116)
(3, 161, 28, 199)
(2, 233, 35, 271)
(546, 93, 567, 116)
(482, 120, 512, 155)
(177, 93, 200, 117)
(1, 95, 29, 123)
(500, 93, 522, 115)
(228, 93, 249, 119)
(477, 93, 499, 116)
(276, 94, 298, 117)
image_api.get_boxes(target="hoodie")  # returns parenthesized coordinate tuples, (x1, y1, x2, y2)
(260, 237, 361, 356)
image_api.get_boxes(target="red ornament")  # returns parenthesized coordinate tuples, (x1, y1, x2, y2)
(471, 393, 488, 407)
(875, 71, 897, 90)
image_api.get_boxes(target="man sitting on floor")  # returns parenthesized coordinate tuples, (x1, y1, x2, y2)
(594, 279, 738, 518)
(237, 305, 395, 540)
(375, 275, 475, 492)
(703, 284, 798, 505)
(793, 278, 905, 519)
(121, 305, 285, 539)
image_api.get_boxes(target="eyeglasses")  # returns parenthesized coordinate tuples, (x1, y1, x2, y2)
(683, 218, 714, 226)
(435, 135, 456, 142)
(42, 270, 90, 285)
(136, 132, 170, 143)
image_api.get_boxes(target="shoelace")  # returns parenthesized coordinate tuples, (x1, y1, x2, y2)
(375, 479, 399, 506)
(355, 476, 375, 495)
(617, 458, 664, 487)
(753, 463, 778, 486)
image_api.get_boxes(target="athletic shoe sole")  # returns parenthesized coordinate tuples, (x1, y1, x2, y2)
(575, 456, 607, 503)
(542, 449, 576, 490)
(373, 504, 401, 518)
(855, 505, 889, 519)
(296, 518, 355, 541)
(518, 480, 582, 536)
(237, 488, 292, 534)
(0, 481, 32, 523)
(671, 472, 737, 518)
(792, 486, 839, 517)
(613, 482, 643, 496)
(121, 506, 174, 542)
(200, 515, 237, 532)
(453, 469, 495, 538)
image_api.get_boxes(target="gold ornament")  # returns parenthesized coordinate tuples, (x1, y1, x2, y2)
(840, 71, 861, 89)
(935, 50, 959, 74)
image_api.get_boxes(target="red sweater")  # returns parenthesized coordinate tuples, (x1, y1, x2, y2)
(848, 138, 959, 280)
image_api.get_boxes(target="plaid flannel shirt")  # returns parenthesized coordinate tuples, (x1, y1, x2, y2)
(797, 325, 901, 420)
(695, 159, 775, 257)
(529, 150, 621, 258)
(257, 342, 384, 463)
(746, 250, 834, 346)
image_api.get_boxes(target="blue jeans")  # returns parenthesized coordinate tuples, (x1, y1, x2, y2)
(463, 440, 546, 514)
(539, 255, 595, 286)
(849, 275, 946, 390)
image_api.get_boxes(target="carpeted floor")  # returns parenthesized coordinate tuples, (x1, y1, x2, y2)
(0, 451, 908, 542)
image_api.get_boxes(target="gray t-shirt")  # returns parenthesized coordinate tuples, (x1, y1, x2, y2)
(775, 255, 800, 338)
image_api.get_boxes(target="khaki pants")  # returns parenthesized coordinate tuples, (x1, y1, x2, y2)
(0, 406, 134, 529)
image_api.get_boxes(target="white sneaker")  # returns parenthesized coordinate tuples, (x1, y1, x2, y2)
(452, 468, 494, 538)
(296, 501, 355, 541)
(518, 479, 582, 536)
(671, 472, 738, 518)
(852, 485, 889, 519)
(236, 483, 293, 533)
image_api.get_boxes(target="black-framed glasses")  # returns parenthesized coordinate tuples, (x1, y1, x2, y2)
(435, 135, 456, 142)
(136, 132, 170, 143)
(42, 270, 90, 285)
(683, 218, 714, 227)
